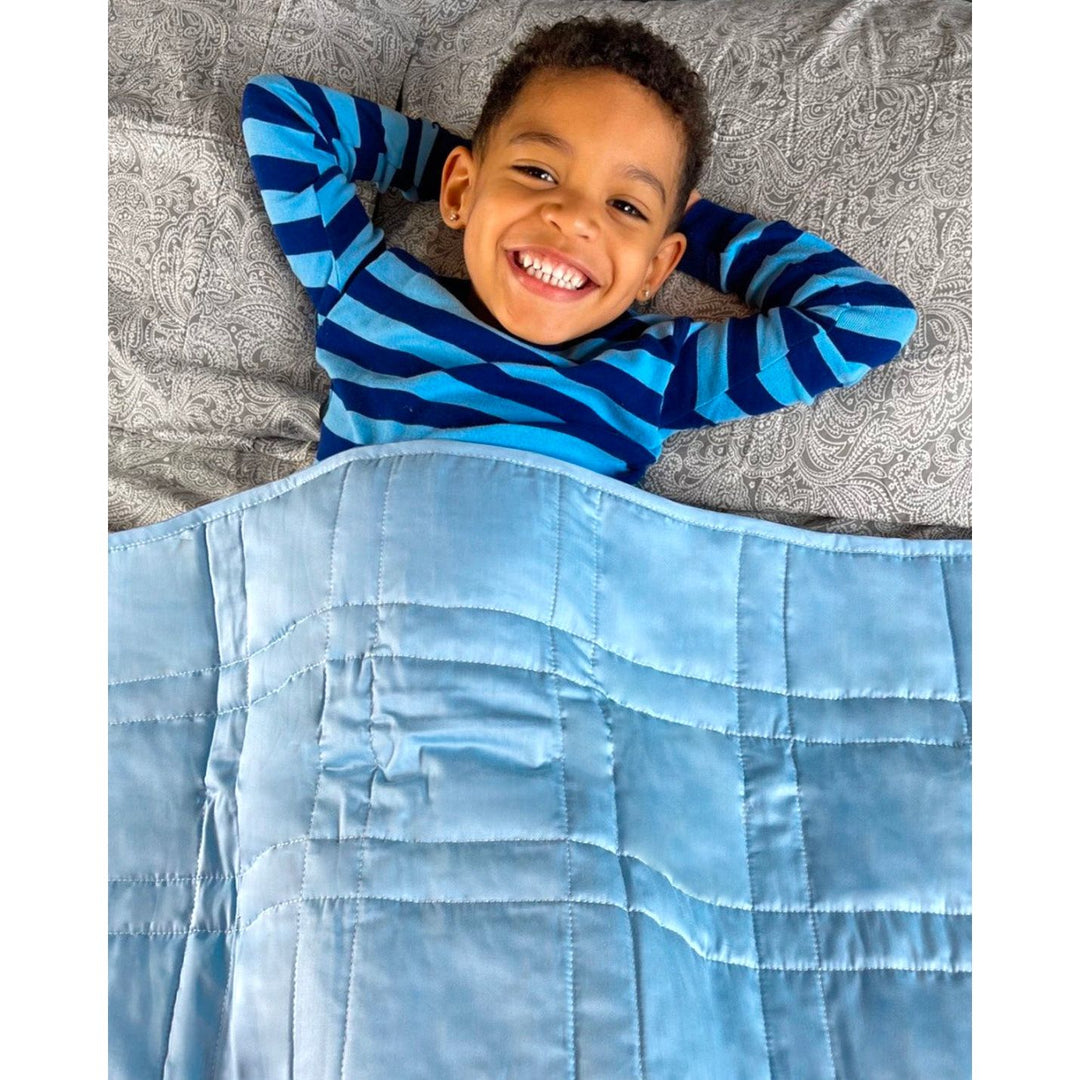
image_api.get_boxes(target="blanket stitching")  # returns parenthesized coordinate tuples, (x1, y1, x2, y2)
(111, 600, 970, 708)
(107, 607, 327, 687)
(732, 535, 778, 1079)
(784, 546, 840, 1080)
(545, 475, 578, 1080)
(158, 519, 222, 1077)
(108, 661, 323, 724)
(107, 840, 971, 915)
(207, 913, 236, 1080)
(208, 513, 251, 1080)
(108, 896, 972, 975)
(108, 446, 973, 559)
(110, 653, 970, 746)
(599, 694, 647, 1080)
(936, 558, 970, 745)
(593, 491, 646, 1080)
(548, 474, 563, 629)
(110, 595, 972, 707)
(109, 639, 972, 725)
(290, 463, 347, 1076)
(341, 457, 395, 1080)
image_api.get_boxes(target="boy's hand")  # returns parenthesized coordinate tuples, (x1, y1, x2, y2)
(685, 188, 702, 212)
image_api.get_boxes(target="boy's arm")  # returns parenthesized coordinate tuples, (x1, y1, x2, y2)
(241, 74, 467, 315)
(658, 197, 918, 429)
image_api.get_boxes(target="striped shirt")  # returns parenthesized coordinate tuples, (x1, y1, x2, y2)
(241, 74, 918, 483)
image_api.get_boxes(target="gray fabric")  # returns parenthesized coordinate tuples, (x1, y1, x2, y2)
(109, 0, 971, 536)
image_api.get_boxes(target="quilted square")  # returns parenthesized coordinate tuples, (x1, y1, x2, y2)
(794, 743, 971, 909)
(228, 904, 303, 1068)
(236, 666, 325, 859)
(365, 656, 567, 841)
(611, 702, 751, 906)
(109, 718, 214, 879)
(634, 910, 767, 1080)
(108, 528, 218, 683)
(756, 969, 842, 1080)
(108, 935, 188, 1079)
(241, 459, 384, 649)
(569, 902, 651, 1076)
(378, 452, 561, 624)
(342, 901, 569, 1079)
(941, 556, 972, 699)
(790, 694, 968, 745)
(109, 878, 195, 935)
(785, 549, 958, 699)
(301, 657, 377, 841)
(823, 969, 971, 1078)
(289, 894, 369, 1072)
(596, 498, 741, 682)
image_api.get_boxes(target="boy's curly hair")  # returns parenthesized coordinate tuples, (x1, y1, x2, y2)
(473, 16, 712, 231)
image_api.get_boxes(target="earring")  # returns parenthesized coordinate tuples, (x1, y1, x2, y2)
(449, 211, 459, 222)
(641, 287, 651, 301)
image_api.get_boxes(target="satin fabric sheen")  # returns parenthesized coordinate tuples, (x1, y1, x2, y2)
(109, 440, 971, 1079)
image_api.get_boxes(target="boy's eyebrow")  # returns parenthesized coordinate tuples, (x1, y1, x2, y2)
(508, 130, 668, 207)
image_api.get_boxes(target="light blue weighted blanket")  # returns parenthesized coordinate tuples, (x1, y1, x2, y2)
(108, 441, 971, 1079)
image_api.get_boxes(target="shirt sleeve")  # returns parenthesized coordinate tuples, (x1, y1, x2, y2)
(657, 198, 918, 430)
(241, 74, 468, 315)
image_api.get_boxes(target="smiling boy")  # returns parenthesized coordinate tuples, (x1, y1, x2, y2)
(440, 66, 689, 345)
(241, 16, 916, 482)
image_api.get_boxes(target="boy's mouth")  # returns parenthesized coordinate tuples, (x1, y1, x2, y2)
(506, 248, 600, 301)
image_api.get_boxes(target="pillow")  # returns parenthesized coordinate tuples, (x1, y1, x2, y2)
(108, 0, 426, 528)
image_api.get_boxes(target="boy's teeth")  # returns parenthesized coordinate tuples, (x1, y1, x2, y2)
(516, 251, 587, 290)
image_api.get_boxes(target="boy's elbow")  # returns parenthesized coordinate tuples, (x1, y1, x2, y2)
(241, 74, 287, 123)
(866, 305, 919, 372)
(241, 77, 265, 122)
(854, 286, 918, 367)
(816, 295, 918, 382)
(243, 74, 271, 96)
(891, 295, 919, 353)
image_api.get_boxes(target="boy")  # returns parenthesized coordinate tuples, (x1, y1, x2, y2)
(240, 16, 916, 484)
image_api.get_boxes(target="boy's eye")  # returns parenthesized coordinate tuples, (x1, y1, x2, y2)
(514, 165, 555, 183)
(611, 199, 647, 221)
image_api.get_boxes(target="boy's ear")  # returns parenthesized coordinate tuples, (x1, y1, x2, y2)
(440, 145, 476, 228)
(639, 231, 687, 301)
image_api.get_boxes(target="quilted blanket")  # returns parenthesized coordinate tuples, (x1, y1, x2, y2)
(109, 441, 971, 1079)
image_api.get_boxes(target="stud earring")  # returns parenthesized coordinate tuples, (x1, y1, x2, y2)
(449, 211, 459, 222)
(641, 287, 651, 301)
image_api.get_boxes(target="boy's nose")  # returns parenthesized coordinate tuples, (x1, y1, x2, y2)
(539, 194, 599, 240)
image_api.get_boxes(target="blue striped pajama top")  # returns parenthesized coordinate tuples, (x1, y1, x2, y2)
(241, 74, 918, 483)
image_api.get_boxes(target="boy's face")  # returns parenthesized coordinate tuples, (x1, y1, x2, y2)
(440, 69, 688, 346)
